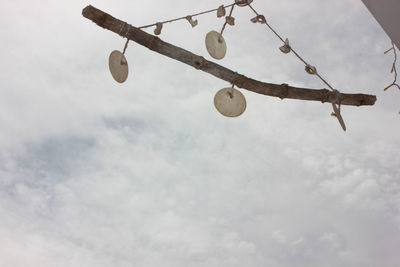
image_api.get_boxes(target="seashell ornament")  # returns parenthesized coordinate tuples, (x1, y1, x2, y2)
(217, 5, 226, 17)
(279, 38, 291, 54)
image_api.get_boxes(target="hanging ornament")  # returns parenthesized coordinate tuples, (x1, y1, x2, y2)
(279, 38, 291, 54)
(251, 15, 266, 24)
(305, 64, 317, 75)
(225, 16, 235, 26)
(205, 30, 227, 60)
(206, 3, 235, 60)
(214, 87, 247, 117)
(186, 16, 198, 27)
(109, 50, 129, 83)
(217, 5, 226, 18)
(154, 22, 163, 35)
(235, 0, 253, 7)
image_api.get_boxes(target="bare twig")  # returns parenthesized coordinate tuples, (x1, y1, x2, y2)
(384, 41, 400, 91)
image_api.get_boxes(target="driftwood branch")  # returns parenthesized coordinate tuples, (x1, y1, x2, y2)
(82, 5, 376, 107)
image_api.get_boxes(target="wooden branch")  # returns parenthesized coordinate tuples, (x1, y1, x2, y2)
(82, 5, 376, 107)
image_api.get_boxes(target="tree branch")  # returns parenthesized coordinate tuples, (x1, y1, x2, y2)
(82, 5, 376, 107)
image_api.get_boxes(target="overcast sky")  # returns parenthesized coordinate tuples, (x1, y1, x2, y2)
(1, 0, 399, 266)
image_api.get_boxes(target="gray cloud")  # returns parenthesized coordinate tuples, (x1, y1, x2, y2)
(0, 0, 399, 267)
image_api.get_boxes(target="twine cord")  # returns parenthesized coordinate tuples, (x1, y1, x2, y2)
(122, 39, 129, 55)
(220, 4, 236, 36)
(247, 3, 335, 92)
(138, 3, 235, 29)
(247, 3, 346, 130)
(135, 1, 340, 95)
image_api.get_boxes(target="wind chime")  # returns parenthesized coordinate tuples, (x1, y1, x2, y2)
(109, 0, 249, 118)
(84, 0, 377, 131)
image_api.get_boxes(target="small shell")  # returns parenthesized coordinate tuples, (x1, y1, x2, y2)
(217, 5, 226, 18)
(225, 16, 235, 26)
(250, 15, 266, 24)
(279, 38, 291, 54)
(186, 16, 198, 27)
(154, 22, 163, 35)
(305, 64, 317, 75)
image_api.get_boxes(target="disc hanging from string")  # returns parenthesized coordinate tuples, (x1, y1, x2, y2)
(109, 50, 129, 83)
(205, 3, 236, 60)
(109, 39, 130, 83)
(205, 30, 227, 60)
(214, 87, 247, 117)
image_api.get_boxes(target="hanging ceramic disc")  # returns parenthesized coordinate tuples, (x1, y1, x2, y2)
(109, 50, 129, 83)
(205, 31, 227, 60)
(214, 87, 247, 117)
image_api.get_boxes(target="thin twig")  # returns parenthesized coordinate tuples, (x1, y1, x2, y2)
(384, 41, 400, 91)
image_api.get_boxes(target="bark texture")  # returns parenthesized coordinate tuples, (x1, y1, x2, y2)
(82, 5, 376, 107)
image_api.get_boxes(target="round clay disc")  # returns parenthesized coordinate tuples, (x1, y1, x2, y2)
(205, 31, 227, 60)
(214, 88, 247, 117)
(235, 0, 253, 7)
(109, 50, 129, 83)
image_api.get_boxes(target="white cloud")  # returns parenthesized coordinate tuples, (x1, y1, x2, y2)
(0, 0, 399, 267)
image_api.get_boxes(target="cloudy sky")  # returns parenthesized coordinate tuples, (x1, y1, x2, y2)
(1, 0, 399, 266)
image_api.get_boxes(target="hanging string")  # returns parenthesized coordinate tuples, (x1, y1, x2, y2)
(220, 4, 236, 35)
(247, 4, 335, 92)
(122, 39, 129, 55)
(136, 1, 338, 95)
(227, 83, 235, 99)
(383, 41, 400, 91)
(138, 3, 236, 29)
(247, 3, 347, 130)
(118, 39, 129, 65)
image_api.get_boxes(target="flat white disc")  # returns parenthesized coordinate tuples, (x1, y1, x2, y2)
(205, 31, 227, 60)
(109, 50, 129, 83)
(214, 88, 246, 117)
